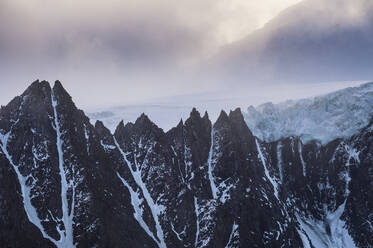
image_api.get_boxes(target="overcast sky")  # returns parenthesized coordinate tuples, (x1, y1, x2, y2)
(0, 0, 305, 108)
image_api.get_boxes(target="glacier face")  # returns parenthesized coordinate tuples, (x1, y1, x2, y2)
(244, 82, 373, 144)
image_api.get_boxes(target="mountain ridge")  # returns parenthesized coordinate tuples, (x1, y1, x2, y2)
(0, 80, 372, 247)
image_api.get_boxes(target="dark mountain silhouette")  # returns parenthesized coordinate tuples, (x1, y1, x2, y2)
(0, 81, 372, 247)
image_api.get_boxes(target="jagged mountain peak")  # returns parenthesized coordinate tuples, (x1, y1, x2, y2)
(184, 107, 211, 130)
(95, 120, 108, 131)
(215, 110, 229, 125)
(25, 79, 51, 94)
(0, 80, 54, 133)
(0, 81, 157, 248)
(135, 113, 154, 126)
(202, 110, 209, 120)
(95, 120, 112, 138)
(228, 107, 243, 120)
(176, 118, 184, 128)
(190, 107, 199, 115)
(20, 80, 51, 103)
(114, 120, 126, 136)
(114, 112, 166, 146)
(189, 107, 202, 120)
(22, 79, 70, 100)
(1, 81, 373, 248)
(165, 119, 184, 140)
(14, 79, 79, 118)
(51, 80, 76, 108)
(214, 108, 249, 130)
(53, 79, 63, 89)
(228, 108, 254, 137)
(133, 113, 165, 138)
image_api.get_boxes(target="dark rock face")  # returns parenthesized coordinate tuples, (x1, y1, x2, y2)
(0, 81, 156, 248)
(0, 81, 372, 248)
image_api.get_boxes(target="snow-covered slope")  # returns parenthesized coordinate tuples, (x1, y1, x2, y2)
(244, 82, 373, 144)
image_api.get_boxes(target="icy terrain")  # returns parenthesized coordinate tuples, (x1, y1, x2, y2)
(245, 82, 373, 144)
(87, 81, 364, 133)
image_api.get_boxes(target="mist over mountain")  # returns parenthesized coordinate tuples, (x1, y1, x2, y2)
(212, 0, 373, 85)
(1, 0, 373, 246)
(1, 0, 373, 108)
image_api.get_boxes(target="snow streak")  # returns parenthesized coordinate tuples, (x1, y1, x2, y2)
(100, 140, 115, 151)
(255, 139, 279, 200)
(344, 144, 360, 166)
(0, 90, 76, 248)
(116, 172, 159, 244)
(296, 228, 311, 248)
(225, 222, 239, 248)
(52, 90, 76, 248)
(170, 222, 185, 241)
(0, 131, 60, 246)
(207, 128, 218, 199)
(183, 141, 194, 190)
(194, 196, 200, 248)
(296, 142, 359, 248)
(276, 141, 283, 182)
(298, 142, 307, 177)
(114, 138, 166, 248)
(83, 124, 90, 154)
(296, 202, 356, 248)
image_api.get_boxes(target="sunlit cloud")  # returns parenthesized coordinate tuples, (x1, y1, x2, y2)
(0, 0, 372, 109)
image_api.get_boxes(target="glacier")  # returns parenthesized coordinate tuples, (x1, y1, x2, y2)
(245, 82, 373, 144)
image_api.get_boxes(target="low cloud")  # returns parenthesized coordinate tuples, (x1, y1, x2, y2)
(3, 0, 370, 108)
